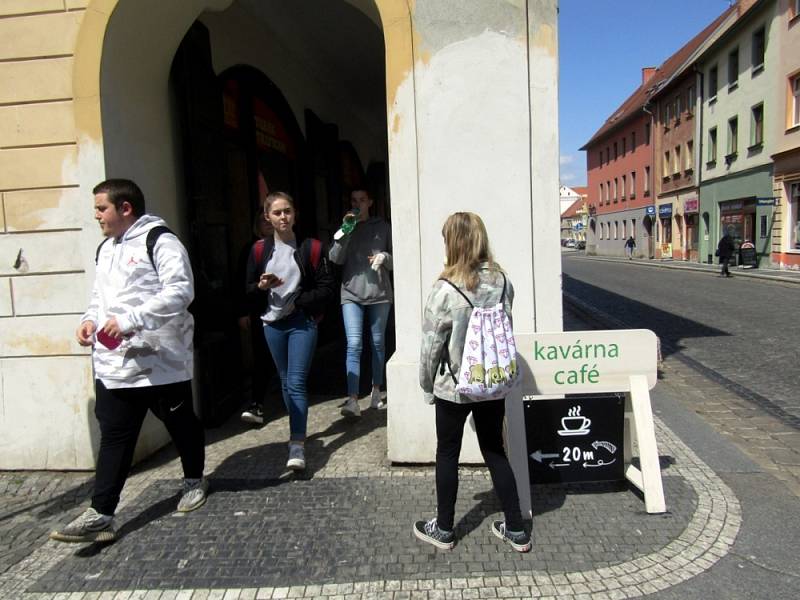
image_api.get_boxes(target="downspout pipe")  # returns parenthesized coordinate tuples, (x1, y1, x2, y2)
(642, 101, 655, 258)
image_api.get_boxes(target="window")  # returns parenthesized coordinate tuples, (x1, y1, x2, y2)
(674, 146, 681, 175)
(607, 146, 610, 162)
(644, 166, 651, 195)
(760, 214, 768, 239)
(622, 138, 627, 155)
(752, 27, 765, 71)
(665, 102, 672, 127)
(645, 122, 651, 145)
(676, 96, 682, 120)
(791, 182, 800, 249)
(599, 183, 603, 203)
(606, 180, 611, 204)
(631, 218, 636, 239)
(728, 47, 739, 89)
(708, 127, 718, 163)
(630, 171, 636, 198)
(709, 65, 718, 99)
(727, 116, 738, 158)
(632, 131, 636, 150)
(622, 220, 627, 238)
(663, 151, 670, 178)
(621, 174, 627, 199)
(791, 75, 800, 128)
(613, 178, 618, 201)
(686, 140, 694, 171)
(688, 86, 696, 115)
(750, 103, 764, 147)
(614, 142, 618, 160)
(599, 150, 603, 166)
(614, 221, 619, 240)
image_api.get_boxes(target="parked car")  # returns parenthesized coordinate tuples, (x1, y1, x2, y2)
(565, 239, 576, 248)
(576, 240, 586, 250)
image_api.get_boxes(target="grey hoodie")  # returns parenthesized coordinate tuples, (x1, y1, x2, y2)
(82, 215, 195, 389)
(419, 265, 514, 404)
(328, 216, 393, 305)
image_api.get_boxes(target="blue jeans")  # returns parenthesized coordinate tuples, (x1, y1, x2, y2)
(342, 302, 391, 397)
(263, 311, 318, 441)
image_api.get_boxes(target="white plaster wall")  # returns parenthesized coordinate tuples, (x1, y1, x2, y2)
(387, 0, 562, 465)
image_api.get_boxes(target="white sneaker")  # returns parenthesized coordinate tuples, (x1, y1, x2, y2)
(340, 397, 361, 418)
(370, 389, 386, 409)
(286, 443, 305, 470)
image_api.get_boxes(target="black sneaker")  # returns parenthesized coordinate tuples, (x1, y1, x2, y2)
(413, 518, 455, 550)
(491, 520, 531, 552)
(240, 404, 264, 425)
(50, 507, 116, 543)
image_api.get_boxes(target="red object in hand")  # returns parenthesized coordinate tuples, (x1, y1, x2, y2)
(96, 329, 122, 350)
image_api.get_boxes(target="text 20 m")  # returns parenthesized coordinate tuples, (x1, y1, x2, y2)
(562, 447, 594, 462)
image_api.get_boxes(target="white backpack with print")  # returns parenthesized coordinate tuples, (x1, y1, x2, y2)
(442, 274, 519, 400)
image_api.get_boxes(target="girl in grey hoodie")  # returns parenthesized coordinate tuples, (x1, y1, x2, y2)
(328, 188, 393, 416)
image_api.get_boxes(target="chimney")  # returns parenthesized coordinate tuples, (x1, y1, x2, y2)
(642, 67, 657, 85)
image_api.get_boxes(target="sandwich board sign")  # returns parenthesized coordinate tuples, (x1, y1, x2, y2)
(514, 329, 665, 514)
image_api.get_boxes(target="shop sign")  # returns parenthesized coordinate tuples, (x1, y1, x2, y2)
(684, 198, 699, 213)
(720, 199, 744, 212)
(253, 98, 295, 158)
(525, 395, 624, 484)
(645, 206, 656, 216)
(661, 243, 673, 257)
(658, 203, 673, 217)
(756, 197, 778, 206)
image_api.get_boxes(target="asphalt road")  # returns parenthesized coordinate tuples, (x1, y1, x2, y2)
(561, 254, 800, 427)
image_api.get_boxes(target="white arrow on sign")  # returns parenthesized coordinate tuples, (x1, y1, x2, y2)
(529, 450, 560, 463)
(549, 462, 569, 469)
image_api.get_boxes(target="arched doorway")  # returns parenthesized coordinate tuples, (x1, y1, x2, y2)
(74, 0, 402, 425)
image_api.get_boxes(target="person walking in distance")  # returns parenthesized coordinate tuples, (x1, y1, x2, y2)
(246, 192, 336, 471)
(50, 179, 207, 544)
(413, 212, 530, 552)
(328, 187, 393, 417)
(624, 235, 636, 260)
(717, 229, 735, 278)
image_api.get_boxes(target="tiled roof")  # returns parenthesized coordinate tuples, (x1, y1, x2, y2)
(579, 4, 736, 151)
(561, 198, 584, 218)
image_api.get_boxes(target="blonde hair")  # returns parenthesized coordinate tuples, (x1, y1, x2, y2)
(439, 212, 500, 290)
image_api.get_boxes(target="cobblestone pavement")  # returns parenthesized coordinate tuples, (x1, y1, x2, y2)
(0, 303, 746, 600)
(562, 258, 800, 498)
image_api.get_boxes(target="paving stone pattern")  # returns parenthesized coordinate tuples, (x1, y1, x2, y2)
(30, 475, 695, 593)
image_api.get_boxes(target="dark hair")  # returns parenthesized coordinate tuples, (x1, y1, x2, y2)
(92, 179, 146, 217)
(349, 186, 372, 199)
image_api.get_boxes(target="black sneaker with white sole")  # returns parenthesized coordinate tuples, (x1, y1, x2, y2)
(413, 517, 455, 550)
(240, 403, 264, 425)
(491, 520, 531, 552)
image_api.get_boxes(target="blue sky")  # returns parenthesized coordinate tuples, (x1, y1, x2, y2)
(558, 0, 735, 188)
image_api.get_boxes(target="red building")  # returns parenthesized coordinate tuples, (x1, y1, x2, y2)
(581, 70, 657, 259)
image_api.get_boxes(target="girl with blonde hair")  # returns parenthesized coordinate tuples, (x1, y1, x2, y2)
(414, 212, 530, 552)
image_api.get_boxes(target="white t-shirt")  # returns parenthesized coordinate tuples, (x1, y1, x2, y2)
(261, 238, 302, 323)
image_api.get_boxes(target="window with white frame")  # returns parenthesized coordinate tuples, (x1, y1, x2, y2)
(614, 221, 619, 239)
(630, 171, 636, 197)
(752, 26, 765, 71)
(664, 151, 670, 178)
(750, 103, 764, 147)
(688, 86, 696, 115)
(686, 140, 694, 171)
(599, 183, 603, 204)
(613, 178, 618, 201)
(674, 145, 681, 175)
(791, 182, 800, 249)
(708, 127, 718, 162)
(621, 174, 627, 199)
(622, 220, 627, 239)
(644, 166, 650, 195)
(709, 65, 718, 99)
(606, 181, 611, 203)
(727, 116, 738, 157)
(631, 218, 636, 239)
(791, 74, 800, 128)
(728, 47, 739, 89)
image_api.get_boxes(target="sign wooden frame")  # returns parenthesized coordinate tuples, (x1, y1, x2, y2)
(510, 330, 666, 515)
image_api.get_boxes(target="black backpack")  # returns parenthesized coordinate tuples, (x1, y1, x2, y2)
(94, 226, 173, 274)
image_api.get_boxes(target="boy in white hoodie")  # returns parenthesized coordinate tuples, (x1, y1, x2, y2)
(50, 179, 207, 544)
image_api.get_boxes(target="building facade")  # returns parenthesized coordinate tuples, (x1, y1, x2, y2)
(697, 0, 779, 267)
(0, 0, 561, 468)
(769, 0, 800, 269)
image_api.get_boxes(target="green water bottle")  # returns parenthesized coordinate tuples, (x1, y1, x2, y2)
(335, 207, 360, 240)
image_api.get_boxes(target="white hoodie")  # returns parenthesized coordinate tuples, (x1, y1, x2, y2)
(82, 215, 195, 389)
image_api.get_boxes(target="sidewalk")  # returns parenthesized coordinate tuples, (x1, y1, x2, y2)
(565, 250, 800, 285)
(0, 311, 798, 598)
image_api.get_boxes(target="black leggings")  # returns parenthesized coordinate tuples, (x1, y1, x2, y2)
(91, 380, 205, 515)
(435, 398, 524, 531)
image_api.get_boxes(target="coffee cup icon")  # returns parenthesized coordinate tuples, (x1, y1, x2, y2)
(558, 414, 591, 436)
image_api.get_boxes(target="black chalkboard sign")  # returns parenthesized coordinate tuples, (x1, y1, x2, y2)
(525, 395, 624, 484)
(739, 246, 758, 268)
